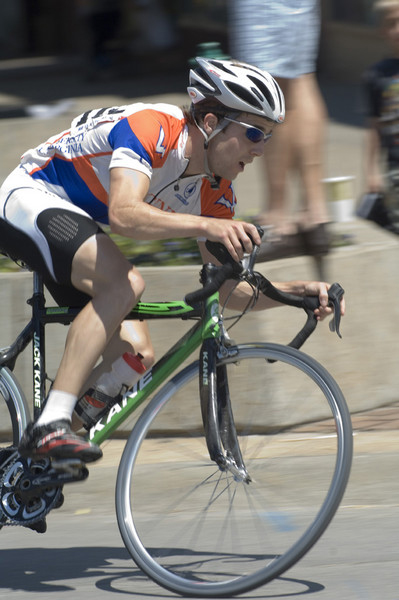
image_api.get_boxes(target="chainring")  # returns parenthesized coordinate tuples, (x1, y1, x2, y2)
(0, 450, 63, 527)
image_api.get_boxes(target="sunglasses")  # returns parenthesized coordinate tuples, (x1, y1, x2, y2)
(225, 117, 273, 144)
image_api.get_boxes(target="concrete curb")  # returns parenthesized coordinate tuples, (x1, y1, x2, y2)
(1, 219, 398, 435)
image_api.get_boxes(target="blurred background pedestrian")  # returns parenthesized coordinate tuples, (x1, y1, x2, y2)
(229, 0, 331, 269)
(358, 0, 399, 235)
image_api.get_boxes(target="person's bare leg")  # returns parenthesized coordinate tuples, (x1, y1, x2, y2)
(52, 234, 146, 398)
(258, 77, 297, 236)
(71, 319, 154, 430)
(292, 73, 329, 229)
(19, 233, 145, 458)
(79, 319, 155, 394)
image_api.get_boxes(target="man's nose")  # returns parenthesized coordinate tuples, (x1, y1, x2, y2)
(251, 141, 265, 157)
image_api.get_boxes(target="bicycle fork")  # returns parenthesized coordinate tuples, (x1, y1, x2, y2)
(199, 338, 251, 484)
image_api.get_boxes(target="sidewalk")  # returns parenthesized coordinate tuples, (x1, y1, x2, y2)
(94, 402, 399, 474)
(292, 401, 399, 434)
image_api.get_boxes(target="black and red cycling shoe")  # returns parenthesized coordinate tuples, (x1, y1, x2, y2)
(18, 420, 102, 463)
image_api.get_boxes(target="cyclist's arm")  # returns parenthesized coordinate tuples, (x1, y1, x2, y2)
(108, 167, 260, 259)
(198, 242, 345, 321)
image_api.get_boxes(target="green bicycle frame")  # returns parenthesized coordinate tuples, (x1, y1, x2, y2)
(88, 292, 221, 445)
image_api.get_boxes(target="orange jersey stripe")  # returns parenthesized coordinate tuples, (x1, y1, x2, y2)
(30, 152, 110, 205)
(126, 110, 183, 169)
(200, 179, 236, 218)
(72, 155, 109, 205)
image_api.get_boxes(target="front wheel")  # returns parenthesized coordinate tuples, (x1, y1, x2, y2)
(116, 343, 352, 597)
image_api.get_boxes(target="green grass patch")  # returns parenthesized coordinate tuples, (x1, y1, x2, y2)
(0, 231, 202, 273)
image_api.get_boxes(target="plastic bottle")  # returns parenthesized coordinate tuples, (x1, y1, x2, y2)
(75, 352, 146, 428)
(188, 42, 230, 66)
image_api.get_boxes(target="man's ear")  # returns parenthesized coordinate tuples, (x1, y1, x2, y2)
(202, 113, 218, 137)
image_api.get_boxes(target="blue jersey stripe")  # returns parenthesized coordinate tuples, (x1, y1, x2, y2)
(108, 118, 152, 166)
(32, 158, 109, 223)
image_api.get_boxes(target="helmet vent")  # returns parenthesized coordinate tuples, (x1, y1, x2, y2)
(209, 60, 235, 77)
(225, 81, 262, 110)
(248, 76, 276, 111)
(196, 68, 218, 93)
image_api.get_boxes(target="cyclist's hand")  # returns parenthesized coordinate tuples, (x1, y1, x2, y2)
(304, 282, 346, 322)
(203, 219, 261, 262)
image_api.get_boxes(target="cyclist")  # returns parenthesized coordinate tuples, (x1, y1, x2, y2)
(0, 57, 344, 464)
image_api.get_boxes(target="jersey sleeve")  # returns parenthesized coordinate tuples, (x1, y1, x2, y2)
(108, 109, 183, 177)
(200, 178, 236, 219)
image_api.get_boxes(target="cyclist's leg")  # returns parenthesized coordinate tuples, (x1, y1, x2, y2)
(1, 177, 147, 460)
(19, 234, 146, 461)
(2, 183, 147, 399)
(79, 320, 155, 394)
(52, 232, 146, 397)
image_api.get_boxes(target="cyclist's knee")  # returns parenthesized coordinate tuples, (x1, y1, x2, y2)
(129, 329, 155, 369)
(117, 265, 144, 315)
(103, 264, 145, 317)
(127, 265, 145, 299)
(140, 345, 155, 370)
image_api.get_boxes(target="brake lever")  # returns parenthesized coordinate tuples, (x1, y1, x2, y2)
(326, 283, 345, 338)
(301, 282, 344, 340)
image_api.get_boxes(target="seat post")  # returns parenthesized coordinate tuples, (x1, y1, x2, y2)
(33, 271, 45, 296)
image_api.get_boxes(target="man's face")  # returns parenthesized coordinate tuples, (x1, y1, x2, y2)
(207, 114, 274, 181)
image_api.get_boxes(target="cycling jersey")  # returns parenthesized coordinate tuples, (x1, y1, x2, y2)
(20, 102, 236, 223)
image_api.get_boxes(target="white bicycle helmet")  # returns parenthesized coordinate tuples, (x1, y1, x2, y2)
(188, 57, 285, 124)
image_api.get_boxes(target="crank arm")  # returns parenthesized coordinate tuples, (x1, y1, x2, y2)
(26, 461, 89, 492)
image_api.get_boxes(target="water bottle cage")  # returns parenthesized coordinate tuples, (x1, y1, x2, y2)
(77, 386, 125, 431)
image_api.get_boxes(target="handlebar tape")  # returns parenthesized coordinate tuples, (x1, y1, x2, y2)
(184, 262, 241, 306)
(184, 233, 344, 348)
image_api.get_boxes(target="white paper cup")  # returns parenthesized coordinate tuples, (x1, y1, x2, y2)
(323, 176, 355, 222)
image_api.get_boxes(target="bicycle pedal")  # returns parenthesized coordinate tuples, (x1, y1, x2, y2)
(51, 458, 87, 476)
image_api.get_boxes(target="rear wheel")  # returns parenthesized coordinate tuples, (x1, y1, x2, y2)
(0, 366, 29, 450)
(116, 343, 352, 597)
(0, 366, 30, 526)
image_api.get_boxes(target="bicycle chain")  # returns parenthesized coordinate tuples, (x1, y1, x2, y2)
(0, 450, 63, 528)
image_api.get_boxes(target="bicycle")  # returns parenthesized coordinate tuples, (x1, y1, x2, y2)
(0, 233, 352, 598)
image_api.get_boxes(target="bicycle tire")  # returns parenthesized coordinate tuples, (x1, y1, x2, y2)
(116, 343, 352, 597)
(0, 366, 30, 448)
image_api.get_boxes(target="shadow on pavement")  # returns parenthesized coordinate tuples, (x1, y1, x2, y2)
(0, 545, 134, 593)
(0, 544, 325, 597)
